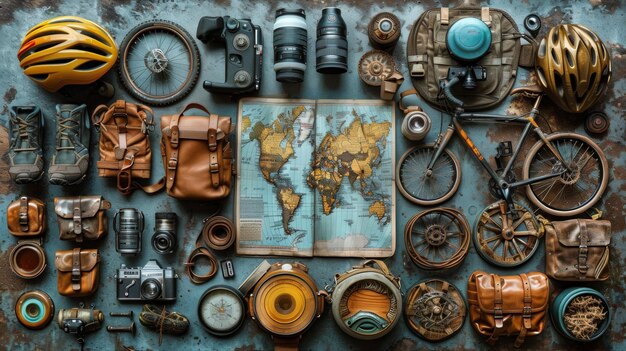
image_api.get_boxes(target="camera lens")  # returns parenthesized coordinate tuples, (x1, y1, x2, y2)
(153, 212, 177, 254)
(115, 208, 143, 255)
(141, 278, 162, 300)
(273, 8, 308, 83)
(316, 7, 347, 74)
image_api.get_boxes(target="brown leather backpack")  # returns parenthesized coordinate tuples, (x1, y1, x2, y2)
(92, 100, 154, 194)
(468, 271, 549, 347)
(545, 219, 611, 281)
(151, 103, 234, 201)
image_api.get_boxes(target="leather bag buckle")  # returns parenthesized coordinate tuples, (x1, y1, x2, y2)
(73, 206, 82, 235)
(522, 306, 532, 318)
(210, 161, 219, 174)
(168, 157, 178, 170)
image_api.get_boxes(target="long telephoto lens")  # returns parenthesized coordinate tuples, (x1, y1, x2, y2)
(273, 8, 307, 83)
(316, 7, 347, 74)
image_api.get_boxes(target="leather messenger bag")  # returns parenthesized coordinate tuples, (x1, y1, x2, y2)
(153, 103, 234, 201)
(468, 271, 549, 347)
(545, 219, 611, 281)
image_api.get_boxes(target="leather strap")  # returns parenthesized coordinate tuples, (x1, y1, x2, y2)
(72, 198, 83, 243)
(185, 247, 218, 284)
(520, 273, 532, 330)
(399, 89, 421, 111)
(117, 149, 137, 195)
(481, 7, 492, 26)
(272, 336, 300, 351)
(578, 219, 590, 274)
(19, 196, 29, 232)
(380, 71, 404, 101)
(169, 103, 213, 148)
(71, 248, 81, 291)
(201, 216, 235, 251)
(492, 274, 503, 329)
(208, 114, 220, 188)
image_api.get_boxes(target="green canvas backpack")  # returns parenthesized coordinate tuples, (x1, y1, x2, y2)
(407, 6, 535, 111)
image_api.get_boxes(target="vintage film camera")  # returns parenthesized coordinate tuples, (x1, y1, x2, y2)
(116, 260, 177, 303)
(196, 16, 262, 94)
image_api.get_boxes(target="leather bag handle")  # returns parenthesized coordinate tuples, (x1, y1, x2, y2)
(170, 103, 212, 148)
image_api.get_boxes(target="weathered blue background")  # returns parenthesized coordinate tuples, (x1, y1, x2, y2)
(0, 0, 624, 350)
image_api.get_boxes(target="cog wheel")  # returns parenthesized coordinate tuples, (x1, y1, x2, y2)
(358, 50, 396, 86)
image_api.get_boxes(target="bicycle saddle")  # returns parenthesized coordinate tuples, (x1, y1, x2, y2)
(510, 84, 544, 98)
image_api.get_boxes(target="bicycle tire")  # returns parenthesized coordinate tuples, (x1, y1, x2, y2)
(522, 132, 609, 216)
(473, 201, 540, 267)
(118, 20, 200, 106)
(397, 145, 462, 206)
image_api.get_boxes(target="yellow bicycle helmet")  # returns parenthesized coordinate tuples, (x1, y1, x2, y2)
(536, 24, 611, 114)
(18, 16, 118, 92)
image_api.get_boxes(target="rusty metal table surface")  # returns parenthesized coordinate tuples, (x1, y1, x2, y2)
(0, 0, 624, 350)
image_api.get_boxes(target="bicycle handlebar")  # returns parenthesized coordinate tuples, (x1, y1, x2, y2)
(440, 77, 464, 107)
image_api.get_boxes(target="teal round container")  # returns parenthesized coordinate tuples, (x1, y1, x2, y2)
(446, 17, 492, 62)
(551, 287, 611, 342)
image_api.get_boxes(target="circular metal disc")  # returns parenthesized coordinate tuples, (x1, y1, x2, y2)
(358, 50, 396, 86)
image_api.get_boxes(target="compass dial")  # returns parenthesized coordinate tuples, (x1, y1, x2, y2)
(198, 286, 245, 336)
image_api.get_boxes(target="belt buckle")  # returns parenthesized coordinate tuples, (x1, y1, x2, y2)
(522, 306, 532, 318)
(210, 162, 219, 173)
(168, 157, 178, 170)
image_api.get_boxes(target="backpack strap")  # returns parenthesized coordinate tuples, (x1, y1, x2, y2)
(208, 114, 220, 188)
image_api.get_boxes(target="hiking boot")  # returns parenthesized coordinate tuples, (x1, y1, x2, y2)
(8, 106, 45, 183)
(49, 104, 90, 185)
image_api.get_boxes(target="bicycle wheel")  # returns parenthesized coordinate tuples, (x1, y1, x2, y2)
(118, 20, 200, 106)
(523, 132, 609, 216)
(473, 201, 541, 267)
(397, 145, 461, 206)
(404, 208, 470, 270)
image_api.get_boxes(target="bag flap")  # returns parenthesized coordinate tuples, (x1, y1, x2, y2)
(54, 196, 111, 219)
(162, 115, 231, 141)
(55, 249, 100, 272)
(554, 219, 611, 247)
(475, 272, 549, 313)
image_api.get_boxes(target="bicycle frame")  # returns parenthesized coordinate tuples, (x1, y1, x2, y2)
(426, 95, 568, 207)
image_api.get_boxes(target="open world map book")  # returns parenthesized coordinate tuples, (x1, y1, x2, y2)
(236, 98, 395, 257)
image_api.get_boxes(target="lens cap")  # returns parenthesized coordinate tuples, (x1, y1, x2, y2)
(446, 17, 492, 62)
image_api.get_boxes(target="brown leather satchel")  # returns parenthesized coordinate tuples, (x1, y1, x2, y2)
(55, 248, 100, 297)
(468, 271, 549, 347)
(55, 196, 111, 243)
(92, 100, 154, 194)
(545, 219, 611, 281)
(155, 103, 234, 200)
(7, 196, 46, 236)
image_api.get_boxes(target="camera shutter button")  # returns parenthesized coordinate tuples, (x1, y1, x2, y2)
(226, 18, 240, 32)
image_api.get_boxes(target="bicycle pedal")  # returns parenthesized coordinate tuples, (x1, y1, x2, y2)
(495, 141, 513, 170)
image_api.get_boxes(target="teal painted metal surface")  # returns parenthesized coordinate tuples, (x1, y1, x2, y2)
(0, 0, 624, 350)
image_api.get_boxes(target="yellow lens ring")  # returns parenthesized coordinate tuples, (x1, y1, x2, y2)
(253, 274, 318, 336)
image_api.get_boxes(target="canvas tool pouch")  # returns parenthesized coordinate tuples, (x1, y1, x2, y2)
(468, 271, 549, 347)
(55, 196, 111, 243)
(92, 100, 154, 194)
(55, 248, 100, 297)
(7, 196, 46, 237)
(545, 219, 610, 281)
(407, 6, 535, 110)
(150, 103, 234, 201)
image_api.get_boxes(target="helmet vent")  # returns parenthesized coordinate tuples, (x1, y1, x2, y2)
(588, 72, 597, 93)
(570, 74, 578, 94)
(551, 49, 560, 65)
(565, 50, 574, 67)
(70, 44, 110, 57)
(538, 40, 546, 58)
(554, 73, 564, 97)
(75, 60, 106, 71)
(551, 30, 560, 44)
(590, 48, 597, 66)
(77, 29, 110, 46)
(30, 74, 48, 81)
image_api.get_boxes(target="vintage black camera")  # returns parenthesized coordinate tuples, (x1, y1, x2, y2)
(116, 260, 177, 303)
(114, 208, 144, 255)
(196, 16, 262, 94)
(152, 212, 177, 254)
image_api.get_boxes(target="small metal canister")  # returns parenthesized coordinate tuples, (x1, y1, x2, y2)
(114, 208, 144, 255)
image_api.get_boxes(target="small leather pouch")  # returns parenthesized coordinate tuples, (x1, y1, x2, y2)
(7, 196, 46, 236)
(55, 196, 111, 243)
(55, 248, 100, 297)
(545, 219, 611, 281)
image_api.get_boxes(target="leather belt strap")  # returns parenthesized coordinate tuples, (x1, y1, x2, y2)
(520, 273, 532, 329)
(272, 336, 300, 351)
(72, 198, 83, 242)
(493, 274, 503, 329)
(117, 149, 137, 194)
(578, 219, 589, 274)
(71, 248, 81, 291)
(19, 196, 29, 232)
(201, 216, 235, 251)
(208, 114, 220, 188)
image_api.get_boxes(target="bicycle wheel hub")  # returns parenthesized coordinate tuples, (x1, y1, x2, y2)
(145, 48, 169, 73)
(425, 225, 447, 246)
(560, 163, 580, 185)
(502, 228, 514, 240)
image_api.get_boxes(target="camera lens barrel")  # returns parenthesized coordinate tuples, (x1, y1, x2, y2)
(152, 212, 177, 254)
(316, 7, 348, 74)
(115, 208, 144, 255)
(273, 8, 308, 83)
